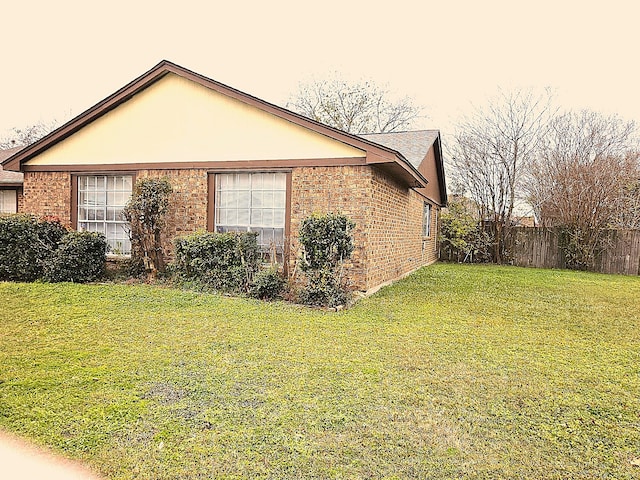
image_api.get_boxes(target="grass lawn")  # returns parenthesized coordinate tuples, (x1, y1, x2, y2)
(0, 264, 639, 479)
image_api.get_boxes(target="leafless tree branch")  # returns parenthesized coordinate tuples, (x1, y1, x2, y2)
(287, 74, 424, 134)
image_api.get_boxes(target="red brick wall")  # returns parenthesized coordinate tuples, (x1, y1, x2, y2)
(289, 165, 372, 288)
(136, 169, 209, 257)
(423, 203, 440, 265)
(20, 165, 439, 292)
(17, 189, 24, 213)
(366, 168, 425, 289)
(22, 172, 72, 226)
(289, 165, 439, 292)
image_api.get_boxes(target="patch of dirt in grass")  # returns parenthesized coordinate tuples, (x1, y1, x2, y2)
(142, 382, 187, 405)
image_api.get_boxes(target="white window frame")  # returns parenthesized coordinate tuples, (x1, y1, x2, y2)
(77, 175, 133, 255)
(214, 172, 287, 257)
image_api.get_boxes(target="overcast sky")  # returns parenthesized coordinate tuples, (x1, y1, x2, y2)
(2, 0, 638, 145)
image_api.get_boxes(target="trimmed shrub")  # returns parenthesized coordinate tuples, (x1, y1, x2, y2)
(298, 267, 348, 307)
(0, 214, 67, 281)
(299, 213, 355, 271)
(44, 231, 107, 283)
(173, 231, 260, 293)
(249, 267, 286, 300)
(123, 177, 173, 279)
(298, 213, 355, 307)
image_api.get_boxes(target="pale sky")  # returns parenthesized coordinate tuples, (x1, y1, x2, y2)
(1, 0, 639, 146)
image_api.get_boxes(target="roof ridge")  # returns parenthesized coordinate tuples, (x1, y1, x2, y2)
(361, 129, 440, 135)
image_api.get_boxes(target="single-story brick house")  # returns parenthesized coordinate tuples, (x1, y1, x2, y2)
(2, 60, 446, 293)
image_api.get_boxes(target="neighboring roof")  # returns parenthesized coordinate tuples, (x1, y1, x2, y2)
(361, 130, 447, 206)
(0, 147, 24, 186)
(2, 60, 428, 189)
(360, 130, 440, 169)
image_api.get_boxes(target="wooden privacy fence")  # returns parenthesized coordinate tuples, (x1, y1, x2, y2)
(509, 227, 640, 275)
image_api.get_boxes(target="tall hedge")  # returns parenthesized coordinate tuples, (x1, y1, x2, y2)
(0, 215, 67, 281)
(44, 231, 108, 283)
(173, 231, 260, 293)
(0, 215, 107, 283)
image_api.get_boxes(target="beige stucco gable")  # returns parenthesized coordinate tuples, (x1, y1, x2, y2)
(25, 73, 365, 166)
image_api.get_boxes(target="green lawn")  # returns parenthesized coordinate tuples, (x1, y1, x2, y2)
(0, 264, 639, 479)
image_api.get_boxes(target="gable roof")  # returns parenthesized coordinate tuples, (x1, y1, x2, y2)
(360, 131, 439, 168)
(361, 130, 447, 206)
(1, 60, 428, 188)
(0, 147, 24, 186)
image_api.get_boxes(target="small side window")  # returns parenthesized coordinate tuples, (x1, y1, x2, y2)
(422, 202, 432, 237)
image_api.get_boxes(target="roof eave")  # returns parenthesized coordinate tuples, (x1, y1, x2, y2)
(433, 134, 447, 206)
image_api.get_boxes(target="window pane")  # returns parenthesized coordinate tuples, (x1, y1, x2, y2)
(251, 191, 262, 208)
(227, 209, 237, 226)
(251, 209, 262, 225)
(262, 191, 274, 208)
(80, 191, 101, 206)
(237, 190, 250, 208)
(217, 208, 226, 225)
(273, 209, 285, 226)
(256, 229, 265, 247)
(237, 173, 250, 189)
(106, 207, 119, 221)
(237, 208, 250, 226)
(218, 191, 228, 208)
(264, 228, 275, 246)
(274, 228, 284, 248)
(263, 209, 273, 227)
(252, 174, 263, 189)
(274, 173, 286, 187)
(228, 191, 238, 208)
(262, 174, 274, 189)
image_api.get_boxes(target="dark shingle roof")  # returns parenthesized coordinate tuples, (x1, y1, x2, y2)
(359, 130, 439, 168)
(0, 147, 24, 185)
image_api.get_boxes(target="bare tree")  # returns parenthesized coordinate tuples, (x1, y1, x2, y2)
(287, 74, 423, 134)
(525, 110, 637, 269)
(614, 152, 640, 229)
(450, 88, 554, 263)
(0, 120, 58, 149)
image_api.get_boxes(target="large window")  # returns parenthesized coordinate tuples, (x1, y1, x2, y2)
(215, 172, 286, 255)
(0, 189, 17, 214)
(78, 175, 132, 254)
